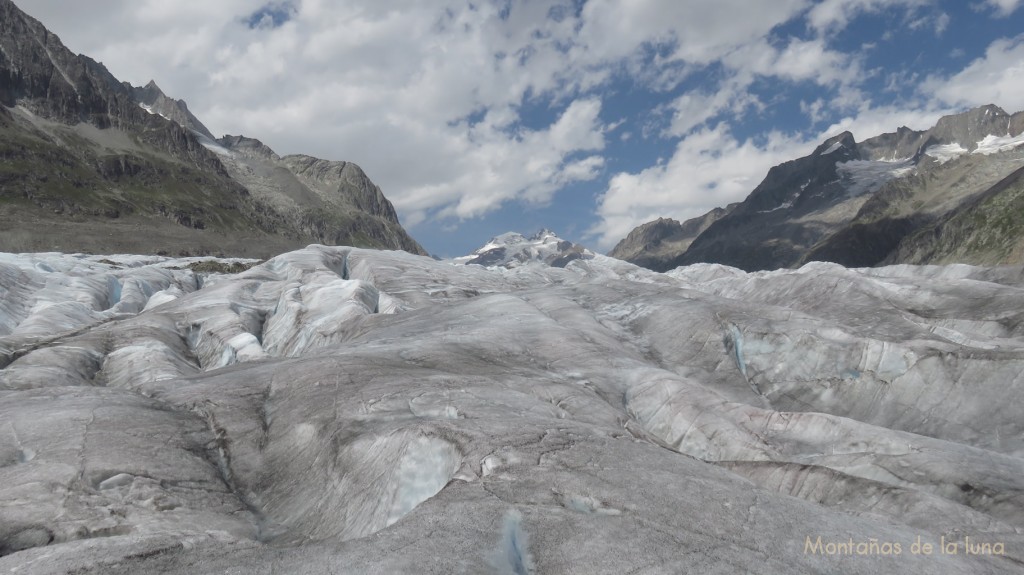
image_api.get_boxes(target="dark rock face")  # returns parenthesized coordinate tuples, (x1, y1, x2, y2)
(617, 105, 1024, 272)
(0, 0, 113, 121)
(858, 105, 1024, 160)
(282, 156, 401, 223)
(0, 1, 224, 171)
(665, 131, 866, 272)
(802, 217, 921, 268)
(0, 0, 424, 257)
(218, 134, 281, 162)
(608, 207, 733, 272)
(129, 80, 216, 140)
(213, 138, 426, 255)
(883, 166, 1024, 266)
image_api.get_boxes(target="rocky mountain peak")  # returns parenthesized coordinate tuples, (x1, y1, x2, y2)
(530, 228, 558, 241)
(0, 0, 230, 174)
(611, 217, 684, 253)
(816, 130, 856, 151)
(0, 0, 117, 123)
(455, 229, 593, 268)
(858, 104, 1024, 161)
(129, 79, 215, 139)
(931, 104, 1013, 151)
(615, 103, 1024, 273)
(281, 156, 400, 222)
(218, 134, 281, 162)
(0, 0, 426, 258)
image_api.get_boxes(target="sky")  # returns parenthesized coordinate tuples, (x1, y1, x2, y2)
(17, 0, 1024, 257)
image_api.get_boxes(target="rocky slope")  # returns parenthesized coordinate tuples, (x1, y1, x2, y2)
(883, 165, 1024, 265)
(1, 247, 1023, 573)
(615, 105, 1024, 271)
(803, 121, 1024, 268)
(0, 0, 423, 257)
(608, 206, 735, 272)
(129, 80, 216, 140)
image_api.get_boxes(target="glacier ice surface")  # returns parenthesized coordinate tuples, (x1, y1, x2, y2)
(1, 245, 1023, 573)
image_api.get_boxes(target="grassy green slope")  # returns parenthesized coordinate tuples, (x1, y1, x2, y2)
(886, 166, 1024, 265)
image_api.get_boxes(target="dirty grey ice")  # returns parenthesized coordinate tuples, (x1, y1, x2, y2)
(1, 239, 1023, 574)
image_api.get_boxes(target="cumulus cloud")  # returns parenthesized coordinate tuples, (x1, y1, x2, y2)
(585, 94, 957, 251)
(575, 0, 808, 66)
(922, 35, 1024, 113)
(21, 0, 601, 228)
(820, 104, 952, 144)
(587, 125, 815, 250)
(16, 0, 1024, 255)
(665, 89, 755, 137)
(664, 35, 865, 138)
(982, 0, 1023, 16)
(398, 97, 608, 226)
(806, 0, 932, 34)
(19, 0, 826, 238)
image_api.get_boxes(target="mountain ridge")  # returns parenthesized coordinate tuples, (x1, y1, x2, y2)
(614, 104, 1024, 272)
(0, 0, 424, 258)
(454, 228, 595, 268)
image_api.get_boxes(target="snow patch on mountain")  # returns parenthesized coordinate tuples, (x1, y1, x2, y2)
(138, 102, 169, 121)
(758, 200, 794, 214)
(925, 143, 968, 164)
(453, 229, 594, 269)
(184, 131, 235, 157)
(821, 141, 845, 155)
(836, 158, 914, 196)
(973, 132, 1024, 155)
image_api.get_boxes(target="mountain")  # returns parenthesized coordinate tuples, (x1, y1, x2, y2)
(128, 80, 216, 140)
(608, 206, 735, 272)
(2, 246, 1024, 572)
(210, 136, 423, 253)
(882, 164, 1024, 265)
(453, 228, 595, 268)
(802, 118, 1024, 268)
(0, 0, 424, 258)
(615, 105, 1024, 271)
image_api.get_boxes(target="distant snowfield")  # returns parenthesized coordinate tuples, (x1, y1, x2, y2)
(925, 142, 969, 164)
(138, 102, 170, 121)
(973, 132, 1024, 156)
(2, 246, 1023, 573)
(923, 133, 1024, 164)
(195, 132, 235, 157)
(836, 158, 914, 196)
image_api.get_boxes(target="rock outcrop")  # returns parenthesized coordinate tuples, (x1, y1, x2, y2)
(608, 206, 734, 271)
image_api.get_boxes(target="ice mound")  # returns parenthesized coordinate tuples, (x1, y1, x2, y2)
(2, 245, 1023, 573)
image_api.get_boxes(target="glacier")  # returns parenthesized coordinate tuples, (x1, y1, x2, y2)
(1, 245, 1023, 573)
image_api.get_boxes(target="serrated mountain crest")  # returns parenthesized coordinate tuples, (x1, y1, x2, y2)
(0, 0, 425, 257)
(615, 104, 1024, 271)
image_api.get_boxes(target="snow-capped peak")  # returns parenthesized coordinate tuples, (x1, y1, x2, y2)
(453, 229, 595, 269)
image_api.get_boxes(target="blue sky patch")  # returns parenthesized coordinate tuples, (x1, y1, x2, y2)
(246, 2, 296, 30)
